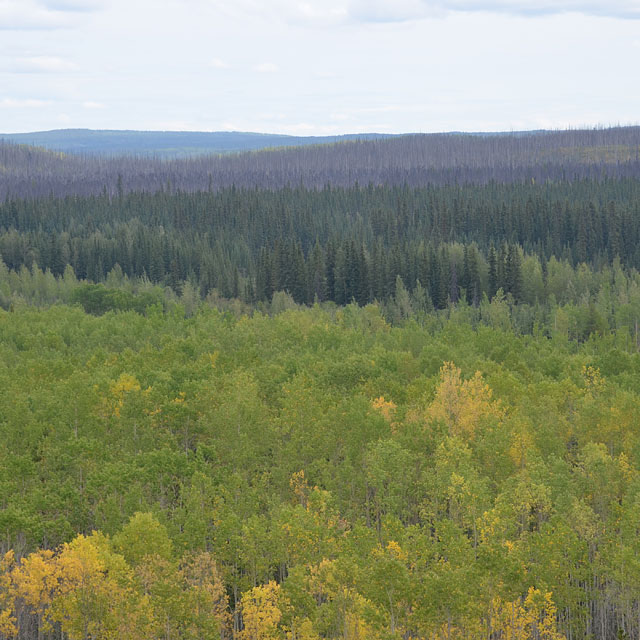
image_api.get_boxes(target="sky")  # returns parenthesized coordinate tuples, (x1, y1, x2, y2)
(1, 0, 639, 135)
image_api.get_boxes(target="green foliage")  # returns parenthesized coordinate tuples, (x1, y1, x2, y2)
(70, 283, 165, 315)
(2, 180, 640, 335)
(1, 303, 640, 638)
(112, 512, 173, 566)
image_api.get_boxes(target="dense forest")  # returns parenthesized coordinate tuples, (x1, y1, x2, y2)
(1, 305, 640, 640)
(2, 126, 640, 199)
(2, 179, 640, 343)
(2, 128, 640, 640)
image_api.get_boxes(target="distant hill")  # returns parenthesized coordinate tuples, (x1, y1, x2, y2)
(1, 126, 640, 199)
(0, 129, 397, 158)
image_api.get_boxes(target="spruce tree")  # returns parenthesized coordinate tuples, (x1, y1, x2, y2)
(488, 246, 498, 299)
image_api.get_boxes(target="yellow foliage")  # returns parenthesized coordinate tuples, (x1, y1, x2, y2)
(385, 539, 407, 563)
(11, 549, 57, 626)
(488, 588, 565, 640)
(3, 534, 229, 640)
(105, 373, 142, 417)
(55, 533, 108, 590)
(508, 419, 535, 469)
(581, 365, 604, 394)
(371, 396, 397, 423)
(0, 609, 17, 638)
(110, 373, 141, 396)
(6, 533, 155, 640)
(0, 551, 17, 638)
(0, 550, 15, 575)
(372, 539, 408, 566)
(308, 558, 335, 598)
(426, 362, 503, 439)
(239, 581, 287, 640)
(290, 470, 309, 507)
(172, 390, 186, 404)
(50, 533, 124, 640)
(343, 604, 379, 640)
(618, 452, 634, 483)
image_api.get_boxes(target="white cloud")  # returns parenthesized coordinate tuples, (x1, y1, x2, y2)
(0, 1, 72, 29)
(41, 0, 104, 10)
(0, 97, 51, 108)
(347, 0, 640, 21)
(145, 120, 203, 131)
(256, 112, 287, 121)
(81, 100, 105, 109)
(202, 0, 640, 25)
(444, 0, 640, 19)
(295, 2, 348, 24)
(1, 0, 639, 135)
(218, 117, 394, 135)
(11, 56, 79, 73)
(254, 62, 279, 73)
(283, 122, 325, 133)
(209, 58, 230, 69)
(348, 0, 442, 22)
(204, 0, 349, 26)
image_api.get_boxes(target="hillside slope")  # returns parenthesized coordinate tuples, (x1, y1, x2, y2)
(1, 126, 639, 198)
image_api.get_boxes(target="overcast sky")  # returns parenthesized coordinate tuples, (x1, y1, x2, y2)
(1, 0, 639, 134)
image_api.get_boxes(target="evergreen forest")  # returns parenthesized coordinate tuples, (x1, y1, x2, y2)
(1, 127, 640, 640)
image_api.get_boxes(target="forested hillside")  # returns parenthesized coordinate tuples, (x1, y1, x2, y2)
(2, 128, 640, 640)
(2, 126, 640, 198)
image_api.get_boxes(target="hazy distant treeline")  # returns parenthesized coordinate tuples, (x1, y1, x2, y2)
(2, 126, 640, 198)
(0, 129, 394, 157)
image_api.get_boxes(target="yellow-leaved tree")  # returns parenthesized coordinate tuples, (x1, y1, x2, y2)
(10, 548, 58, 639)
(7, 532, 154, 640)
(102, 372, 142, 418)
(488, 588, 565, 640)
(239, 580, 287, 640)
(371, 396, 397, 427)
(50, 532, 154, 640)
(0, 551, 17, 638)
(426, 362, 503, 439)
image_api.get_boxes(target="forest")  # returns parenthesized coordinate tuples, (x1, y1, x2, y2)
(1, 127, 640, 640)
(2, 126, 640, 199)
